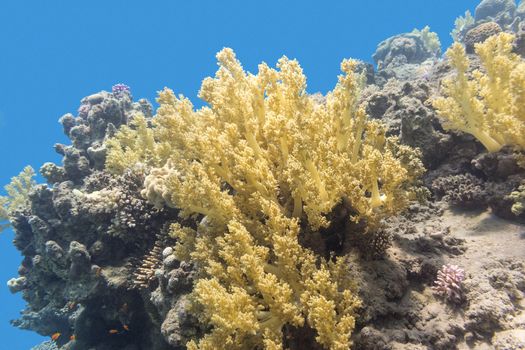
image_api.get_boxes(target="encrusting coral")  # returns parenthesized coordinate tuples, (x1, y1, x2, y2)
(432, 32, 525, 153)
(106, 48, 425, 349)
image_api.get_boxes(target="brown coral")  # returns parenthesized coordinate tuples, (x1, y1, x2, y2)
(464, 22, 502, 53)
(431, 174, 487, 209)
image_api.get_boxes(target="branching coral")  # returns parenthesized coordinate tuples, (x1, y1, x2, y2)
(432, 33, 525, 153)
(0, 166, 36, 233)
(106, 48, 424, 349)
(432, 264, 465, 303)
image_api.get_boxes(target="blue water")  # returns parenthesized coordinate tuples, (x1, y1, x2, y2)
(0, 0, 481, 348)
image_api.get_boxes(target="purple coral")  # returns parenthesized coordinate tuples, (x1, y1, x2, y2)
(432, 264, 465, 303)
(112, 83, 131, 94)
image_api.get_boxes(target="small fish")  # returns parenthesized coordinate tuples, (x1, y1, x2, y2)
(51, 332, 61, 341)
(70, 335, 76, 341)
(109, 329, 119, 335)
(67, 301, 77, 310)
(122, 324, 129, 331)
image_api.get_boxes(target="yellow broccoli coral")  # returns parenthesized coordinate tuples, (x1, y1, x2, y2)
(451, 10, 474, 42)
(139, 50, 423, 229)
(105, 113, 161, 173)
(432, 33, 525, 152)
(412, 26, 441, 56)
(106, 48, 424, 349)
(0, 166, 36, 233)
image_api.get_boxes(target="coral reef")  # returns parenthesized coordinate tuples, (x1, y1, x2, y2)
(5, 91, 181, 349)
(3, 1, 525, 349)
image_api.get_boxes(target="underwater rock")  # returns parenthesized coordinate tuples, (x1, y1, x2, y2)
(372, 27, 440, 84)
(56, 90, 152, 181)
(362, 79, 454, 168)
(160, 295, 200, 348)
(471, 146, 524, 180)
(39, 162, 66, 185)
(475, 0, 517, 28)
(373, 30, 439, 70)
(464, 259, 525, 339)
(492, 329, 525, 350)
(352, 205, 469, 349)
(68, 241, 91, 278)
(486, 176, 525, 222)
(514, 20, 525, 56)
(354, 60, 376, 85)
(7, 276, 27, 293)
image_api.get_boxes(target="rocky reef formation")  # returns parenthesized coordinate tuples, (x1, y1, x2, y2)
(2, 1, 525, 350)
(372, 26, 441, 85)
(6, 90, 193, 349)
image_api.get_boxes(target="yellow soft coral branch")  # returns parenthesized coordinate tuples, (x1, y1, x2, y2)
(105, 114, 161, 173)
(0, 166, 36, 233)
(432, 33, 525, 152)
(106, 47, 424, 349)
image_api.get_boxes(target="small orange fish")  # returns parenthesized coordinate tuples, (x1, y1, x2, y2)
(109, 329, 119, 335)
(51, 332, 61, 341)
(122, 324, 129, 331)
(70, 335, 76, 341)
(67, 301, 77, 310)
